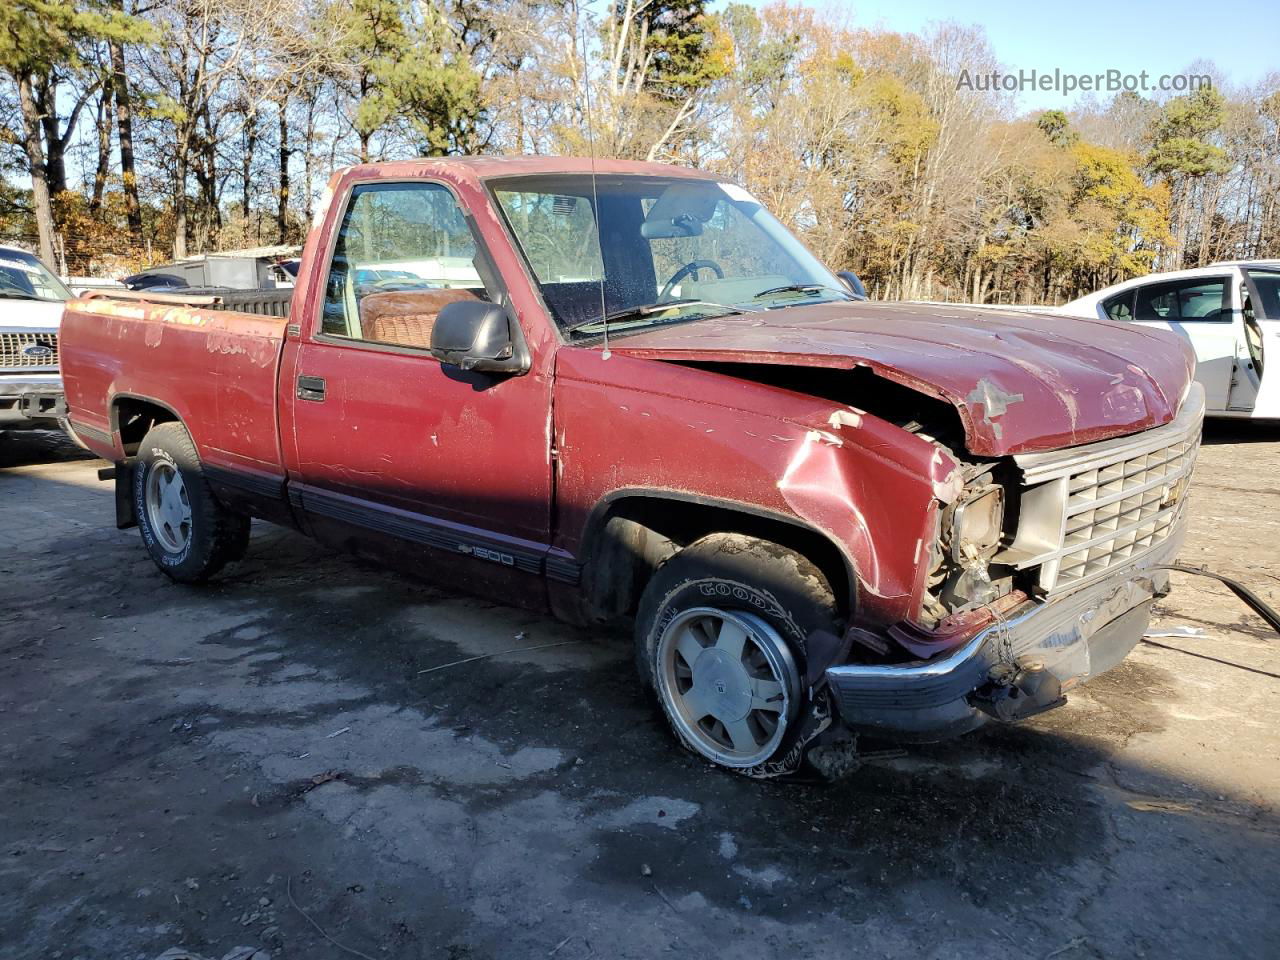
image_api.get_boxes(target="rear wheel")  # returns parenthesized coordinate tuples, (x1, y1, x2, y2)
(635, 533, 839, 776)
(134, 422, 250, 582)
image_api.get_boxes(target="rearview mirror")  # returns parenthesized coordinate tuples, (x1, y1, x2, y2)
(640, 214, 704, 239)
(430, 300, 529, 374)
(836, 270, 868, 300)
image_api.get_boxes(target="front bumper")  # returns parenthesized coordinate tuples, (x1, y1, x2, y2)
(0, 374, 65, 427)
(826, 528, 1182, 741)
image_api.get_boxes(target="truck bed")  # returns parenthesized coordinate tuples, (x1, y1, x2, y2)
(60, 290, 290, 478)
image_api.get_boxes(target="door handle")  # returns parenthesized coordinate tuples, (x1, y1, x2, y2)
(297, 375, 326, 402)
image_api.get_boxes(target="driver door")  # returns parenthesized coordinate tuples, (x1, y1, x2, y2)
(281, 180, 554, 595)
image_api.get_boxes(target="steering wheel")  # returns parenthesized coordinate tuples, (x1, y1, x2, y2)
(658, 259, 724, 302)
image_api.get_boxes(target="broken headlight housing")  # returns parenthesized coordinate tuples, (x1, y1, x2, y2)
(950, 484, 1004, 564)
(921, 474, 1012, 625)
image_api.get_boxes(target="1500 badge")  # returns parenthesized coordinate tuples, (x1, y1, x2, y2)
(457, 543, 515, 566)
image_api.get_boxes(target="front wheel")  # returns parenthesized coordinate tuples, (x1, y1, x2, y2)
(635, 533, 840, 777)
(134, 421, 250, 582)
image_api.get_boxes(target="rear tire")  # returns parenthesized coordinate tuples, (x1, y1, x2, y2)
(635, 533, 839, 777)
(134, 422, 250, 582)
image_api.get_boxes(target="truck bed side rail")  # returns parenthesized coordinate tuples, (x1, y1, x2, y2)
(80, 288, 294, 318)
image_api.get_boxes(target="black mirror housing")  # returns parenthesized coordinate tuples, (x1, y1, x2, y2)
(836, 270, 868, 300)
(430, 300, 529, 374)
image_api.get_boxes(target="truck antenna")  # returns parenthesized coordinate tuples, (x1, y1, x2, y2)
(579, 22, 610, 360)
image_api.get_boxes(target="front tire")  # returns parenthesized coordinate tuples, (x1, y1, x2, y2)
(635, 533, 840, 777)
(134, 422, 250, 582)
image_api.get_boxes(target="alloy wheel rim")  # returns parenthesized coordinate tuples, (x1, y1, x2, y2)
(656, 607, 799, 768)
(145, 461, 192, 554)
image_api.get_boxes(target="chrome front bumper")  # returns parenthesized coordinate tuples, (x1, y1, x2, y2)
(0, 374, 65, 426)
(826, 525, 1183, 741)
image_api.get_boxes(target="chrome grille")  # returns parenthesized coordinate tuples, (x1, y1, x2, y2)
(996, 383, 1205, 595)
(0, 332, 59, 369)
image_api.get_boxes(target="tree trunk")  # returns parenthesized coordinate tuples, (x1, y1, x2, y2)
(35, 78, 69, 196)
(109, 27, 142, 241)
(16, 74, 58, 268)
(242, 113, 257, 243)
(91, 84, 115, 214)
(174, 144, 188, 260)
(277, 96, 290, 243)
(302, 91, 317, 226)
(358, 71, 371, 163)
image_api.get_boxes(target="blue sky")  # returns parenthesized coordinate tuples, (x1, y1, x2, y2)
(718, 0, 1276, 112)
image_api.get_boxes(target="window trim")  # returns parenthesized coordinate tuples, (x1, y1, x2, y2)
(307, 176, 514, 358)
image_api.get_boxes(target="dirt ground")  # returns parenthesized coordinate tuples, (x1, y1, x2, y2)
(1, 423, 1277, 960)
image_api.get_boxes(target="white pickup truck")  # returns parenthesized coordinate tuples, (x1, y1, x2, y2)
(0, 245, 71, 434)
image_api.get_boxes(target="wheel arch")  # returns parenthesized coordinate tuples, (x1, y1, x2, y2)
(576, 488, 858, 623)
(111, 393, 184, 456)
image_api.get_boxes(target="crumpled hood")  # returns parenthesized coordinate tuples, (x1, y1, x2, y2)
(610, 300, 1197, 456)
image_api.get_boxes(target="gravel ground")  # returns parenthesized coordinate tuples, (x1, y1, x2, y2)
(1, 423, 1277, 960)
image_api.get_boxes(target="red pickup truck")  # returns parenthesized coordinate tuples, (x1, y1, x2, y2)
(61, 157, 1203, 778)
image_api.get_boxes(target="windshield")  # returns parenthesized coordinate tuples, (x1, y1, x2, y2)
(0, 249, 72, 302)
(489, 175, 847, 336)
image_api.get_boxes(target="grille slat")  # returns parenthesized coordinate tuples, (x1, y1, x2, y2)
(1052, 434, 1196, 591)
(0, 332, 59, 369)
(1001, 383, 1205, 596)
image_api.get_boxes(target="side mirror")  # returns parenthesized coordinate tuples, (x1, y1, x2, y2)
(430, 300, 529, 374)
(836, 270, 868, 301)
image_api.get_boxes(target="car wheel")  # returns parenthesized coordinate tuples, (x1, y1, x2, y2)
(635, 533, 840, 777)
(134, 421, 250, 582)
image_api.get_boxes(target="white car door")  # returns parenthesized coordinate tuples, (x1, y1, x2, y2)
(1241, 268, 1280, 418)
(1100, 274, 1240, 413)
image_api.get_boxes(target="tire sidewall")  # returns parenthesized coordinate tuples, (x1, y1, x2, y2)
(636, 540, 838, 777)
(135, 436, 201, 577)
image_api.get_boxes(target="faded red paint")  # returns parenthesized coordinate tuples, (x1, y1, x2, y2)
(59, 157, 1197, 646)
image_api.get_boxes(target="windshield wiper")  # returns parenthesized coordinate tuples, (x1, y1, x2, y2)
(0, 289, 43, 301)
(752, 282, 853, 301)
(566, 298, 744, 336)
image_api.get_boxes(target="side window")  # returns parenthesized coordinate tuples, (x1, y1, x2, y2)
(1134, 277, 1229, 323)
(321, 183, 493, 350)
(1102, 290, 1134, 321)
